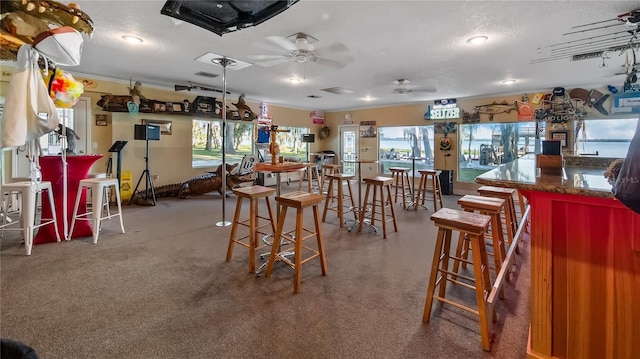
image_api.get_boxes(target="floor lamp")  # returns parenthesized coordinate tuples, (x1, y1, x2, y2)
(212, 56, 235, 227)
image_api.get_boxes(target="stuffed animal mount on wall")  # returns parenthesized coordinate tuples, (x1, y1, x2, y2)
(1, 0, 94, 61)
(228, 93, 257, 120)
(131, 163, 255, 206)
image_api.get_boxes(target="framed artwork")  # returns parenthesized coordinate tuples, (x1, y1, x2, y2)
(550, 130, 569, 149)
(95, 114, 109, 126)
(142, 119, 172, 135)
(153, 102, 167, 112)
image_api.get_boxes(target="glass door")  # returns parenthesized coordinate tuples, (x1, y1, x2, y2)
(339, 125, 359, 176)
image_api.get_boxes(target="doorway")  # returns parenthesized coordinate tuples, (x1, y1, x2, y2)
(13, 97, 92, 178)
(339, 125, 359, 176)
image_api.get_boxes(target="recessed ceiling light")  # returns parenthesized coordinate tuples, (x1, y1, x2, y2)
(288, 78, 302, 84)
(122, 35, 143, 44)
(502, 79, 517, 85)
(466, 36, 488, 45)
(361, 96, 375, 102)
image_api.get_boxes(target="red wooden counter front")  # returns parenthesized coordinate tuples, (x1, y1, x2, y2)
(34, 155, 102, 244)
(521, 190, 640, 359)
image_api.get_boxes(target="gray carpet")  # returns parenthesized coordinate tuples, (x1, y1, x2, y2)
(1, 184, 530, 359)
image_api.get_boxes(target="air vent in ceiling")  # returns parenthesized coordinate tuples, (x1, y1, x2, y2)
(321, 87, 354, 95)
(195, 71, 218, 78)
(307, 95, 322, 98)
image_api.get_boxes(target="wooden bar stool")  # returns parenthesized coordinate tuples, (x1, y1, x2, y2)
(477, 186, 518, 254)
(1, 181, 60, 255)
(455, 195, 508, 294)
(265, 191, 327, 293)
(320, 164, 341, 195)
(389, 167, 412, 209)
(226, 185, 276, 273)
(322, 173, 356, 228)
(70, 178, 124, 244)
(415, 170, 444, 211)
(516, 190, 529, 233)
(358, 176, 397, 239)
(298, 162, 321, 193)
(423, 208, 494, 351)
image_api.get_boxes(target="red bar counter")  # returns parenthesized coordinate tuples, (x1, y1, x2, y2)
(34, 155, 102, 244)
(476, 156, 640, 359)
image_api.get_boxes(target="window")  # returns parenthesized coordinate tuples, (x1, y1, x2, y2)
(378, 125, 434, 175)
(458, 121, 543, 182)
(192, 119, 254, 167)
(256, 125, 310, 163)
(575, 118, 637, 158)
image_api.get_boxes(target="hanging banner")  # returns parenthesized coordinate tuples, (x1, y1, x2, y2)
(258, 101, 272, 124)
(310, 111, 325, 125)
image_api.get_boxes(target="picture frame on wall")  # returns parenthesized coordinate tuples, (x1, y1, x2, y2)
(550, 130, 569, 149)
(95, 114, 109, 126)
(142, 119, 172, 135)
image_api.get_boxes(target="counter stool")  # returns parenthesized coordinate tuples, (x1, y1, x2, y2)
(389, 167, 412, 209)
(1, 181, 60, 255)
(415, 170, 443, 211)
(358, 176, 397, 239)
(226, 185, 276, 273)
(298, 162, 322, 193)
(265, 191, 327, 293)
(455, 195, 508, 294)
(320, 164, 341, 195)
(423, 208, 494, 351)
(322, 173, 356, 228)
(70, 178, 124, 244)
(477, 186, 518, 254)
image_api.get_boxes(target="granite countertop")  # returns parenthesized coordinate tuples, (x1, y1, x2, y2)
(475, 155, 617, 198)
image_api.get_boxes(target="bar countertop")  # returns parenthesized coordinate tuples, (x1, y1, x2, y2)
(475, 155, 615, 198)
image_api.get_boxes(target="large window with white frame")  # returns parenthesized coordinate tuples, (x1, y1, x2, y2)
(574, 118, 637, 158)
(378, 125, 435, 175)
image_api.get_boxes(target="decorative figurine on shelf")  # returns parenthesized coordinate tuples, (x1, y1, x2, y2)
(232, 93, 256, 120)
(268, 125, 289, 165)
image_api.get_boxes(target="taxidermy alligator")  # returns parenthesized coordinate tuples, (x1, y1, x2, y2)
(132, 163, 254, 205)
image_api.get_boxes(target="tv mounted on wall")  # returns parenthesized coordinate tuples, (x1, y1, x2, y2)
(160, 1, 300, 36)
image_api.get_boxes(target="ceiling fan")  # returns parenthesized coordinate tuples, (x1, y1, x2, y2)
(248, 32, 350, 69)
(391, 79, 436, 95)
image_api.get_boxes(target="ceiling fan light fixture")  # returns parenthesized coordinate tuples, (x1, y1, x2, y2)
(466, 36, 488, 45)
(502, 79, 517, 85)
(288, 78, 302, 84)
(122, 35, 143, 44)
(361, 96, 375, 102)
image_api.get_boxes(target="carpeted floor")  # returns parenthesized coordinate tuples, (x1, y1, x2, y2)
(1, 183, 530, 359)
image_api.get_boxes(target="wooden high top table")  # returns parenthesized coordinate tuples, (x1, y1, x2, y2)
(255, 162, 305, 217)
(476, 156, 640, 359)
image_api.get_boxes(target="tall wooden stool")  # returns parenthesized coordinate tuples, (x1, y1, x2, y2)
(226, 185, 276, 273)
(322, 173, 356, 228)
(1, 181, 60, 255)
(477, 186, 518, 254)
(389, 167, 412, 209)
(70, 178, 125, 244)
(423, 208, 494, 351)
(265, 191, 327, 293)
(298, 162, 322, 193)
(358, 176, 397, 239)
(455, 195, 508, 294)
(320, 164, 341, 195)
(516, 190, 529, 233)
(415, 170, 444, 211)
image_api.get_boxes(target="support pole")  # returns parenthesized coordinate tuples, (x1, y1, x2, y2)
(214, 57, 235, 227)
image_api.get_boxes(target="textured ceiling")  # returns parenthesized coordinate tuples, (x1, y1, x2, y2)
(64, 0, 639, 111)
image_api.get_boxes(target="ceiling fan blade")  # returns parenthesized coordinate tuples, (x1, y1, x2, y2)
(314, 57, 347, 68)
(254, 57, 291, 67)
(247, 54, 288, 61)
(313, 43, 349, 57)
(265, 35, 298, 52)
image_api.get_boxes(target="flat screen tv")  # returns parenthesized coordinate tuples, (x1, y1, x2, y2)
(161, 1, 300, 36)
